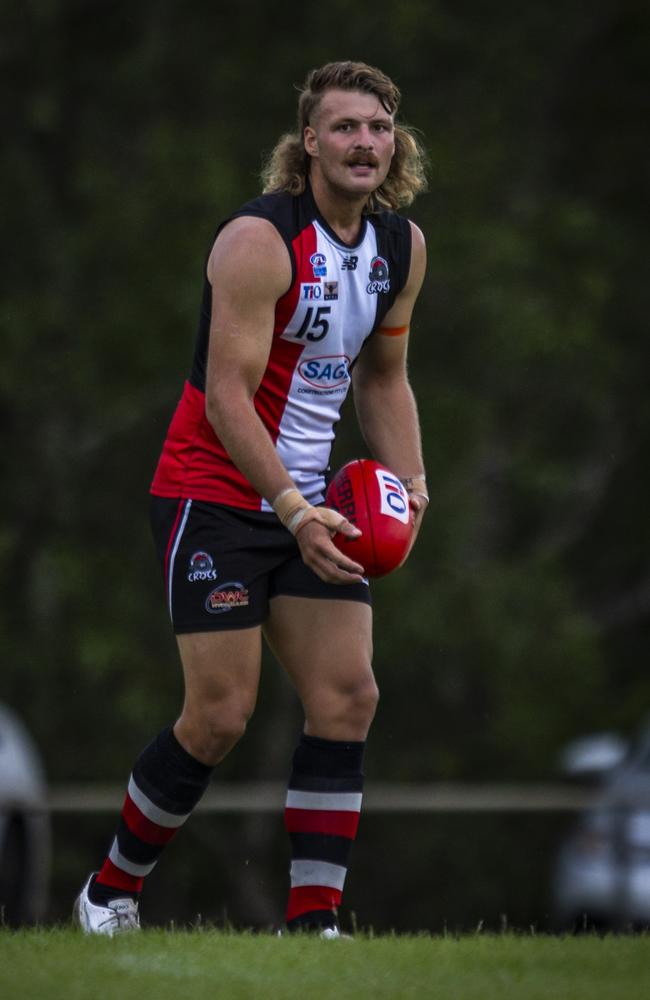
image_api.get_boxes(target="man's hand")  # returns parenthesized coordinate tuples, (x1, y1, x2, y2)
(296, 518, 367, 583)
(273, 488, 366, 583)
(399, 476, 429, 565)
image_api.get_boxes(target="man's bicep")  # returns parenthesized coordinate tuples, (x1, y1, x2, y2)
(206, 218, 292, 396)
(354, 330, 408, 385)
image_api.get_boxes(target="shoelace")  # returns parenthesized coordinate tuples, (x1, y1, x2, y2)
(103, 900, 139, 932)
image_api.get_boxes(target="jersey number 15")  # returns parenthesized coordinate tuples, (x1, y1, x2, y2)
(293, 306, 331, 342)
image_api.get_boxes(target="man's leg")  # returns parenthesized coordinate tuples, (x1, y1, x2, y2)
(265, 596, 377, 932)
(76, 626, 262, 934)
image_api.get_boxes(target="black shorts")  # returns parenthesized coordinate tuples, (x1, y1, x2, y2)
(150, 496, 371, 633)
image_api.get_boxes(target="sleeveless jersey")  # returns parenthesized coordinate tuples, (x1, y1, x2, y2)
(150, 183, 412, 510)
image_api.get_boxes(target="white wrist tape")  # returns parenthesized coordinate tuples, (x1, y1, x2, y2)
(271, 488, 309, 533)
(271, 488, 348, 537)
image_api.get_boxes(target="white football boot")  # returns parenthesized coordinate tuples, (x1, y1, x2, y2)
(277, 924, 352, 940)
(73, 873, 140, 936)
(320, 926, 352, 940)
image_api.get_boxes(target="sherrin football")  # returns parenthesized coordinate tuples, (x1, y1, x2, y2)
(325, 459, 414, 577)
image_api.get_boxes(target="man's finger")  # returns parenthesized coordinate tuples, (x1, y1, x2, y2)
(296, 506, 362, 538)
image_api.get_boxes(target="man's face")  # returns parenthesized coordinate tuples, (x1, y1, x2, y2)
(304, 88, 396, 200)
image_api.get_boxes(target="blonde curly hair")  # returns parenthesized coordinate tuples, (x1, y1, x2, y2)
(261, 61, 427, 212)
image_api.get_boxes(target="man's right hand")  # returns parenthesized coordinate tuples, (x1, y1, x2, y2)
(295, 515, 366, 583)
(272, 488, 365, 583)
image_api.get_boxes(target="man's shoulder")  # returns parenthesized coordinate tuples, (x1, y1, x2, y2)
(227, 188, 311, 242)
(366, 209, 413, 264)
(367, 207, 411, 237)
(234, 188, 295, 216)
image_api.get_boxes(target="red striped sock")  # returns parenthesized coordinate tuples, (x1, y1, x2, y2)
(284, 734, 364, 930)
(90, 727, 212, 905)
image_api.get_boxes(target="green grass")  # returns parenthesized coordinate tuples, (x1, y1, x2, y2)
(1, 929, 649, 1000)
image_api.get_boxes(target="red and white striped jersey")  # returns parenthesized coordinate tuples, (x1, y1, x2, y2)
(151, 183, 412, 510)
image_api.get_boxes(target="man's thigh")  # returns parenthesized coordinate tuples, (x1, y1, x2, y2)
(264, 595, 374, 701)
(176, 627, 263, 706)
(174, 627, 263, 763)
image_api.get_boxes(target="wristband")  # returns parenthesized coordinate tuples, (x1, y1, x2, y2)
(400, 474, 427, 491)
(378, 324, 409, 337)
(399, 475, 428, 507)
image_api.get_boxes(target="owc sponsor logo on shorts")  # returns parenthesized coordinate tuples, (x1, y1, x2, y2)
(187, 551, 218, 582)
(376, 469, 410, 524)
(205, 582, 250, 614)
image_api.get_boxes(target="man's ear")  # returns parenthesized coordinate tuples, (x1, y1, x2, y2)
(304, 126, 318, 157)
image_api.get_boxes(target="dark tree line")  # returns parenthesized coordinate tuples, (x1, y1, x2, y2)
(1, 0, 648, 784)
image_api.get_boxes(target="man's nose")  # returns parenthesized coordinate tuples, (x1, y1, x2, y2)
(354, 125, 375, 147)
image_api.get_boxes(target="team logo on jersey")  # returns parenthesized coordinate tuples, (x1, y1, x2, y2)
(310, 252, 327, 277)
(376, 469, 410, 524)
(298, 354, 351, 390)
(205, 582, 249, 614)
(367, 256, 390, 294)
(323, 281, 338, 300)
(187, 551, 218, 583)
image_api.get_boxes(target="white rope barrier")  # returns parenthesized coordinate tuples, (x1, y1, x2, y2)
(46, 782, 598, 813)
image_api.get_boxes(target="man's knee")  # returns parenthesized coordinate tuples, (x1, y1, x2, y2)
(305, 671, 379, 739)
(177, 696, 254, 765)
(350, 674, 380, 725)
(203, 700, 251, 749)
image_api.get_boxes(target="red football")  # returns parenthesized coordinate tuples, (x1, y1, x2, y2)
(325, 459, 414, 577)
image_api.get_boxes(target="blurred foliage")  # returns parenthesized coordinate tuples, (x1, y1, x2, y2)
(1, 0, 648, 782)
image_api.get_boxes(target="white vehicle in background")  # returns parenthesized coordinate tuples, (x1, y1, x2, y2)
(0, 703, 50, 924)
(553, 726, 650, 930)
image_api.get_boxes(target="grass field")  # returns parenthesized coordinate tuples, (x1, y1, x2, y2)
(1, 929, 649, 1000)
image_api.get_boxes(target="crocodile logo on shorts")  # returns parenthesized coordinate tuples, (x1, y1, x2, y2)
(188, 551, 218, 583)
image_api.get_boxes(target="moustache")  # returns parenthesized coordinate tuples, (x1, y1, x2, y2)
(347, 154, 379, 167)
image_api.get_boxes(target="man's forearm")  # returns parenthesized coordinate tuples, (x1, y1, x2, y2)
(354, 376, 425, 478)
(206, 394, 294, 504)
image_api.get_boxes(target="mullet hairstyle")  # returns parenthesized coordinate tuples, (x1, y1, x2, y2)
(261, 61, 428, 212)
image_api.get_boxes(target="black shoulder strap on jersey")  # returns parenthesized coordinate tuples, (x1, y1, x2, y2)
(369, 213, 413, 331)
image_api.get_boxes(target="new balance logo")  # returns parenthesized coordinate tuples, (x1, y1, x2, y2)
(341, 255, 358, 271)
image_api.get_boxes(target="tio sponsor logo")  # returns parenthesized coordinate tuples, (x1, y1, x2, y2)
(205, 582, 249, 614)
(188, 551, 218, 582)
(375, 470, 410, 523)
(298, 355, 350, 389)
